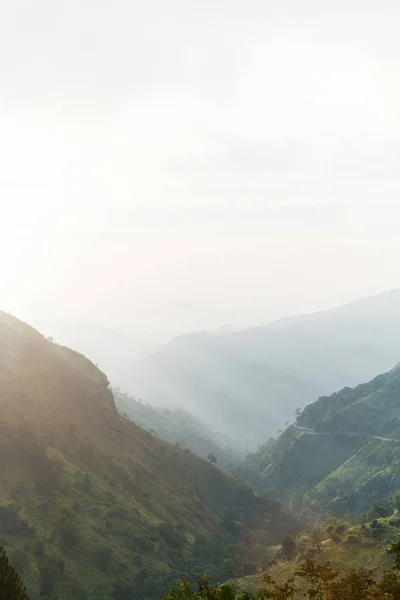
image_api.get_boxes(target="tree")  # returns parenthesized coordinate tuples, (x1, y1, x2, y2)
(368, 499, 392, 520)
(387, 539, 400, 571)
(0, 546, 29, 600)
(161, 576, 236, 599)
(207, 454, 218, 465)
(295, 407, 302, 419)
(281, 534, 296, 560)
(161, 546, 400, 600)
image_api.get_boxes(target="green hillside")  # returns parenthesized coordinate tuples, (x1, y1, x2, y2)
(230, 514, 400, 598)
(0, 312, 299, 600)
(239, 365, 400, 518)
(113, 391, 242, 469)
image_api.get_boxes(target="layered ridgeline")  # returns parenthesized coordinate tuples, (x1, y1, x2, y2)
(114, 391, 242, 469)
(0, 313, 299, 600)
(128, 289, 400, 448)
(128, 332, 320, 451)
(240, 364, 400, 518)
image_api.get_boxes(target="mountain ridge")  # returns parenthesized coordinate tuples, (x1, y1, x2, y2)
(128, 289, 400, 446)
(0, 312, 299, 600)
(239, 363, 400, 519)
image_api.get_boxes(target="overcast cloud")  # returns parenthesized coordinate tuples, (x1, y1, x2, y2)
(1, 0, 400, 333)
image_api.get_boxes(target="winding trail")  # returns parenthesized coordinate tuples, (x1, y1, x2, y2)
(293, 425, 400, 443)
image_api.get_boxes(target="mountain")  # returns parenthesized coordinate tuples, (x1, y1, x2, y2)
(128, 332, 322, 448)
(129, 289, 400, 447)
(113, 391, 243, 469)
(239, 364, 400, 518)
(29, 318, 161, 390)
(0, 312, 299, 600)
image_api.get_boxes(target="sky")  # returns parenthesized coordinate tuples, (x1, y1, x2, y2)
(1, 0, 400, 334)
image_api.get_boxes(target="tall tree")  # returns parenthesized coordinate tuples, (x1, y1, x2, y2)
(0, 546, 29, 600)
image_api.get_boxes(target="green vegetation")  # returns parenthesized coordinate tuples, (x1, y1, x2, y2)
(114, 392, 240, 469)
(8, 310, 400, 599)
(239, 365, 400, 518)
(162, 541, 400, 599)
(0, 313, 300, 600)
(232, 515, 395, 594)
(0, 545, 29, 600)
(207, 454, 218, 465)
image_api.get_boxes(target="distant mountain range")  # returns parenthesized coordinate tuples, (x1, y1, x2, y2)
(128, 289, 400, 447)
(31, 289, 400, 449)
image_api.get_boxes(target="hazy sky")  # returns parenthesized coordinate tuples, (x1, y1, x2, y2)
(1, 0, 400, 333)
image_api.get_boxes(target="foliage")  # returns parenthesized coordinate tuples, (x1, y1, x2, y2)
(114, 392, 241, 469)
(240, 365, 400, 518)
(162, 541, 400, 599)
(0, 312, 301, 600)
(161, 576, 236, 599)
(0, 545, 29, 600)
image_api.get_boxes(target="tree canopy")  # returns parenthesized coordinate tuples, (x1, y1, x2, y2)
(0, 546, 29, 600)
(161, 541, 400, 599)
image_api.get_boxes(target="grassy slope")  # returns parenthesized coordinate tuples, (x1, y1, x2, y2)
(231, 514, 400, 597)
(238, 366, 400, 517)
(0, 313, 299, 600)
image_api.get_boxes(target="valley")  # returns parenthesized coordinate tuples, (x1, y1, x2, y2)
(240, 364, 400, 520)
(3, 292, 400, 599)
(3, 1, 400, 597)
(0, 312, 299, 600)
(35, 290, 400, 449)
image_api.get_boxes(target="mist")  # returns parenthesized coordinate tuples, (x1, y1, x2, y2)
(1, 0, 400, 334)
(3, 4, 400, 598)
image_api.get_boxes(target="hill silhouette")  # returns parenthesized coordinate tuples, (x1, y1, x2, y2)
(0, 312, 299, 600)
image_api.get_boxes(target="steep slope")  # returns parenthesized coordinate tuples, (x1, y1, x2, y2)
(129, 289, 400, 447)
(0, 313, 299, 600)
(240, 365, 400, 518)
(113, 391, 242, 468)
